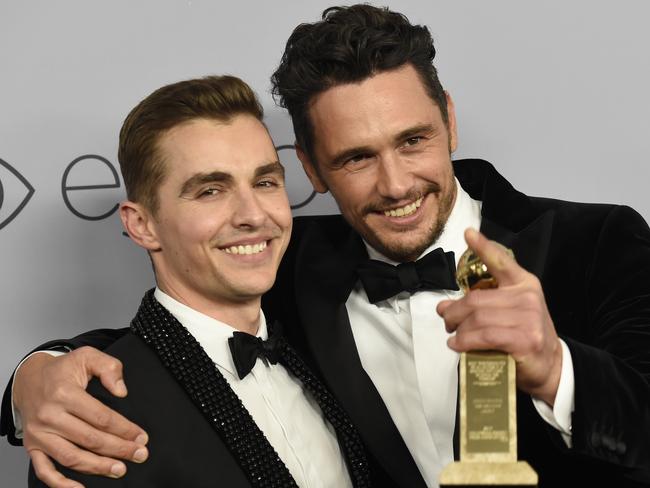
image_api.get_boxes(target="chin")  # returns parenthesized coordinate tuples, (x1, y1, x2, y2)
(367, 239, 419, 262)
(237, 278, 276, 297)
(370, 230, 431, 260)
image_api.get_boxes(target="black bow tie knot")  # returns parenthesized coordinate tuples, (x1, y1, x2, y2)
(228, 322, 284, 380)
(357, 247, 459, 303)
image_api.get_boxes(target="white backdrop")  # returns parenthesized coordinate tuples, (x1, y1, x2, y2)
(2, 1, 649, 484)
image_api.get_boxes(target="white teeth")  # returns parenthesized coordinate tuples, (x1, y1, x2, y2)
(223, 241, 267, 255)
(384, 197, 423, 217)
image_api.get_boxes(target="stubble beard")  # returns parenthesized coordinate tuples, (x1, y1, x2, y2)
(360, 181, 456, 263)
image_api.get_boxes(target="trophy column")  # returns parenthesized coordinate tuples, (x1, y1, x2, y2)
(439, 249, 538, 487)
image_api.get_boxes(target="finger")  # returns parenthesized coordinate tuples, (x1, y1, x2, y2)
(30, 433, 128, 478)
(75, 347, 127, 398)
(30, 448, 85, 488)
(30, 449, 85, 488)
(65, 390, 148, 445)
(436, 298, 456, 316)
(448, 325, 529, 353)
(41, 375, 147, 444)
(439, 288, 523, 331)
(464, 228, 527, 286)
(437, 289, 510, 320)
(29, 409, 148, 462)
(439, 296, 475, 333)
(445, 307, 527, 335)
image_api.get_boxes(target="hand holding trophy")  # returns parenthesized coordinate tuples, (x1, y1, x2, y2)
(439, 229, 540, 487)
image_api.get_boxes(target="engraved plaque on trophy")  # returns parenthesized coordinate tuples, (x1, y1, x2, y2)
(439, 248, 538, 487)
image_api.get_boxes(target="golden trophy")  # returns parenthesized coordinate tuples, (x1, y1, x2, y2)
(439, 248, 538, 487)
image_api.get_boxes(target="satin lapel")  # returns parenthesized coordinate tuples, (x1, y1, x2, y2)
(294, 221, 427, 488)
(130, 290, 297, 488)
(455, 159, 556, 278)
(481, 213, 555, 278)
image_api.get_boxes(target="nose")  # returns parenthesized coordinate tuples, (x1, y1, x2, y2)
(375, 153, 414, 200)
(231, 187, 266, 228)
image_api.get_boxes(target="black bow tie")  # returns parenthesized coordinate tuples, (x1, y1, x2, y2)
(228, 322, 284, 380)
(357, 247, 459, 303)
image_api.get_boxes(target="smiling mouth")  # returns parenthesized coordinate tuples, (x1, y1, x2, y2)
(222, 240, 268, 255)
(383, 197, 423, 218)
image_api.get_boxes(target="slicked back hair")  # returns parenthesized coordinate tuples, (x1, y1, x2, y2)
(119, 75, 263, 214)
(271, 4, 448, 164)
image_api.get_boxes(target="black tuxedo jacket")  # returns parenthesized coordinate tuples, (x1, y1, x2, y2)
(4, 159, 650, 487)
(29, 332, 259, 487)
(25, 290, 374, 488)
(262, 159, 650, 487)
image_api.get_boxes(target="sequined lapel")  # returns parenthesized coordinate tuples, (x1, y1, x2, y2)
(270, 322, 371, 487)
(130, 290, 297, 488)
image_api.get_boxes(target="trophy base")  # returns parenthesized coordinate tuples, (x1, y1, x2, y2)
(440, 461, 538, 486)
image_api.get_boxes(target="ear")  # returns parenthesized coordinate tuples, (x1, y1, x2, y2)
(120, 201, 161, 251)
(444, 91, 459, 153)
(295, 144, 329, 194)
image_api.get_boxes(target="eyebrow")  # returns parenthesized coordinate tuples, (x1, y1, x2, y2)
(328, 123, 438, 167)
(395, 123, 437, 142)
(330, 145, 374, 168)
(254, 161, 285, 179)
(179, 171, 233, 197)
(178, 160, 284, 197)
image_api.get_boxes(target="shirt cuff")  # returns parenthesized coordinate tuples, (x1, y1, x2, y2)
(12, 350, 67, 439)
(531, 339, 574, 447)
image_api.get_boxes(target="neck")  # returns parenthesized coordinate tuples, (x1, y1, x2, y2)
(156, 281, 261, 335)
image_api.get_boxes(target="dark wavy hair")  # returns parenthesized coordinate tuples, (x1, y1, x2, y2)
(271, 4, 447, 163)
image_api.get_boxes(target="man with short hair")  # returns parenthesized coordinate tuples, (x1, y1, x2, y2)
(4, 5, 650, 488)
(21, 74, 370, 488)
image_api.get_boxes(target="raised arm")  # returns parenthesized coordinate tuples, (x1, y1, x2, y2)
(438, 207, 650, 483)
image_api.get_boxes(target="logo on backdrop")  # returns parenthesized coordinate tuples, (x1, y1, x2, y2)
(0, 158, 35, 230)
(61, 155, 121, 221)
(276, 145, 317, 210)
(0, 145, 317, 230)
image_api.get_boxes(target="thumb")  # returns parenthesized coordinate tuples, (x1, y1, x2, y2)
(464, 228, 525, 286)
(77, 346, 128, 398)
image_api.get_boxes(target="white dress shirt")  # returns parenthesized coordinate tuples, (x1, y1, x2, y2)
(346, 179, 574, 487)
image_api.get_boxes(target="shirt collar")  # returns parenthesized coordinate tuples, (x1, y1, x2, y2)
(153, 288, 268, 376)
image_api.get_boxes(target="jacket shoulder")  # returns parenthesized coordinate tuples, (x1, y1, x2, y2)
(291, 214, 348, 240)
(529, 196, 649, 234)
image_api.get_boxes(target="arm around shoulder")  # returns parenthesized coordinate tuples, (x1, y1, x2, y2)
(1, 327, 129, 445)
